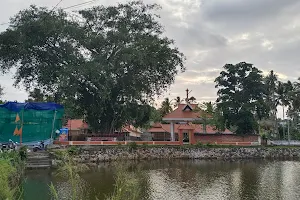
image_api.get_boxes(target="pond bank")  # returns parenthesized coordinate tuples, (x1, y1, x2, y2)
(50, 146, 300, 165)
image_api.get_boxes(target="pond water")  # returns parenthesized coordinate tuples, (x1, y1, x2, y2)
(23, 160, 300, 200)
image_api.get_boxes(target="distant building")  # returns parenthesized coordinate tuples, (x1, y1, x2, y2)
(64, 119, 142, 141)
(64, 119, 89, 141)
(147, 103, 259, 145)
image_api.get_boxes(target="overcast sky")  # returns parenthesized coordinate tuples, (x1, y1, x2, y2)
(1, 0, 300, 114)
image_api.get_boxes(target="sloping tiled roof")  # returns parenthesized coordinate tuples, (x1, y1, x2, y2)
(121, 125, 142, 134)
(147, 123, 233, 134)
(64, 119, 89, 130)
(147, 123, 168, 133)
(162, 103, 212, 120)
(163, 104, 200, 119)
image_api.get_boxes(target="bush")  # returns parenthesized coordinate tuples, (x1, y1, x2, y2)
(0, 160, 16, 200)
(127, 142, 138, 151)
(0, 151, 24, 200)
(195, 142, 203, 147)
(106, 163, 143, 200)
(206, 142, 213, 147)
(67, 146, 80, 155)
(19, 145, 27, 160)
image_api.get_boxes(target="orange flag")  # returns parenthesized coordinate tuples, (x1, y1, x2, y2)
(13, 126, 19, 135)
(15, 114, 20, 123)
(13, 126, 23, 136)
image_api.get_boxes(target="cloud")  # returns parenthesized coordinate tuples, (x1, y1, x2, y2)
(0, 0, 300, 107)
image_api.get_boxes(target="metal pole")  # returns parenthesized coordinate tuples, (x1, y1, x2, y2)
(20, 109, 24, 145)
(51, 110, 57, 142)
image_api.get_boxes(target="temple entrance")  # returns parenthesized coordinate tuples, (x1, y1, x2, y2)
(178, 124, 195, 145)
(183, 132, 189, 143)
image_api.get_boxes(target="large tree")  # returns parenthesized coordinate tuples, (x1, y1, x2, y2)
(215, 62, 269, 134)
(0, 2, 185, 133)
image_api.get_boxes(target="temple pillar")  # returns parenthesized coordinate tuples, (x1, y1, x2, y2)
(179, 129, 183, 145)
(170, 121, 175, 141)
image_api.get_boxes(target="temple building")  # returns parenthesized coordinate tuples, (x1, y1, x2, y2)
(147, 90, 260, 145)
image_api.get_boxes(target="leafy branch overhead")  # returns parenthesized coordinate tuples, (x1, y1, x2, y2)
(0, 1, 186, 132)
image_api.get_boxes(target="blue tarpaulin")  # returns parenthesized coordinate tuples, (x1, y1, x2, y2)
(0, 102, 63, 112)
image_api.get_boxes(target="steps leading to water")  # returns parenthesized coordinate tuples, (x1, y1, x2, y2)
(26, 151, 52, 169)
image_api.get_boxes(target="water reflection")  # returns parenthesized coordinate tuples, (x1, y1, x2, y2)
(23, 160, 300, 200)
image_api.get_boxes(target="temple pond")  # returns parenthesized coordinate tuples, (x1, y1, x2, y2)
(23, 160, 300, 200)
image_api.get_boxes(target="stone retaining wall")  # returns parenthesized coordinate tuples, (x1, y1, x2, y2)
(60, 146, 300, 163)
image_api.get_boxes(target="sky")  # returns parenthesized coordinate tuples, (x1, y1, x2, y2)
(1, 0, 300, 115)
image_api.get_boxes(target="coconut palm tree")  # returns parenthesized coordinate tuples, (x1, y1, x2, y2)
(264, 70, 279, 138)
(173, 96, 183, 108)
(159, 98, 173, 117)
(188, 96, 197, 103)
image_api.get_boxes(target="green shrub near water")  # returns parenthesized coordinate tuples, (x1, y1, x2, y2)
(127, 142, 138, 151)
(0, 150, 24, 200)
(0, 159, 16, 200)
(50, 150, 143, 200)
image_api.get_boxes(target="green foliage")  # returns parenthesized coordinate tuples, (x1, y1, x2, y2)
(18, 145, 28, 160)
(195, 142, 203, 147)
(261, 132, 268, 140)
(159, 98, 173, 117)
(50, 152, 143, 200)
(196, 102, 226, 132)
(127, 142, 138, 151)
(50, 150, 89, 200)
(0, 151, 24, 200)
(0, 160, 16, 200)
(215, 62, 269, 134)
(49, 183, 59, 200)
(67, 146, 80, 156)
(0, 1, 185, 133)
(205, 142, 213, 147)
(106, 164, 142, 200)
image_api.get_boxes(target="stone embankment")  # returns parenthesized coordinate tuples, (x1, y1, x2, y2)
(52, 146, 300, 164)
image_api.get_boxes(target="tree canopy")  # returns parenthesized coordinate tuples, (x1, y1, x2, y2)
(215, 62, 269, 134)
(0, 1, 185, 133)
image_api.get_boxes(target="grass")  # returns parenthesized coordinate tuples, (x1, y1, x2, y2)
(50, 149, 143, 200)
(105, 163, 142, 200)
(0, 150, 26, 200)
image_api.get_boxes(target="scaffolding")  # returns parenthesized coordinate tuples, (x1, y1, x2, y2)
(0, 102, 64, 143)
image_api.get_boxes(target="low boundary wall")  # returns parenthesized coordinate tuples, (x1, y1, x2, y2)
(54, 140, 259, 146)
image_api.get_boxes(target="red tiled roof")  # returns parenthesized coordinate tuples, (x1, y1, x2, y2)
(147, 123, 233, 134)
(121, 125, 142, 134)
(163, 104, 199, 119)
(162, 104, 212, 120)
(64, 119, 89, 130)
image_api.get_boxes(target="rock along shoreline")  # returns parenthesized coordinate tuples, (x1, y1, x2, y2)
(51, 146, 300, 164)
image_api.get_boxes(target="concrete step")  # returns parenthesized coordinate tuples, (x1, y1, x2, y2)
(26, 159, 51, 164)
(26, 164, 51, 169)
(26, 151, 52, 169)
(27, 155, 50, 159)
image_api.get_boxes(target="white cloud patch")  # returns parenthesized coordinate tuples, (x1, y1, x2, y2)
(0, 0, 300, 104)
(261, 39, 274, 50)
